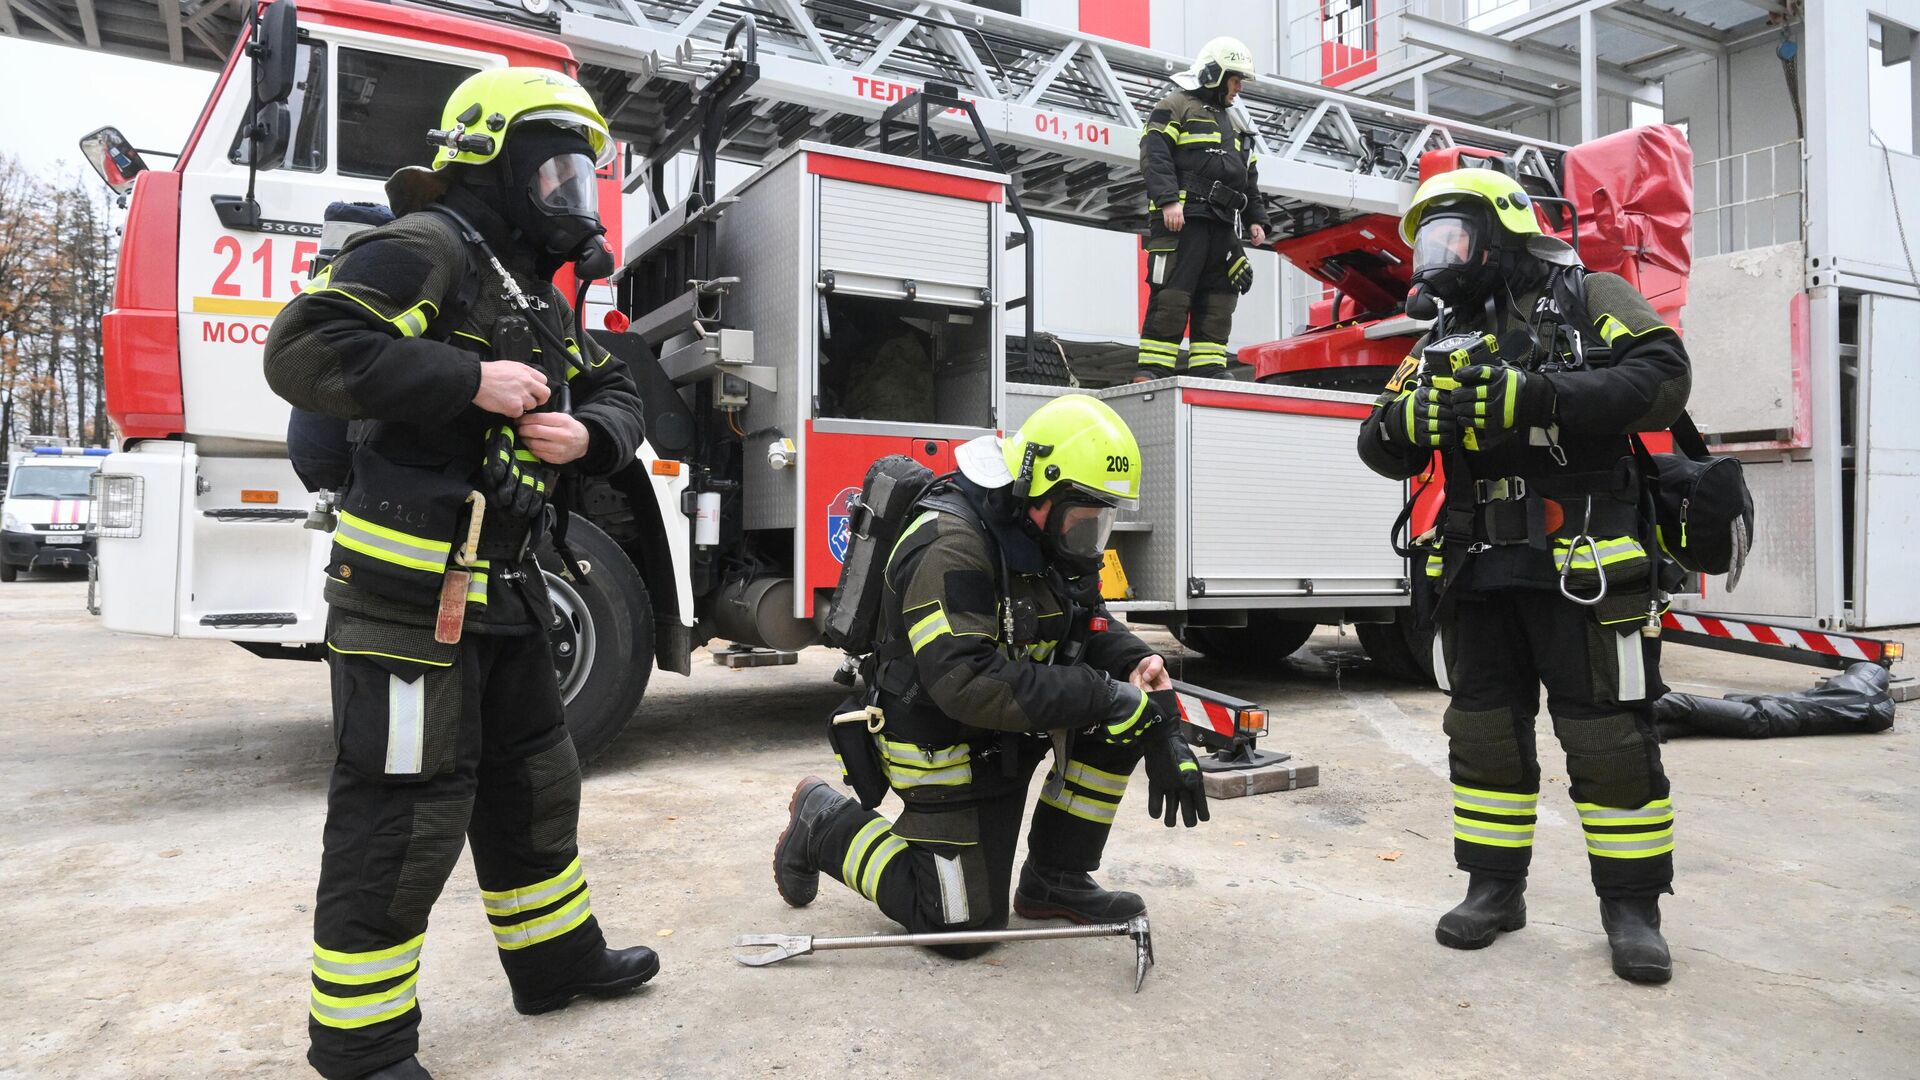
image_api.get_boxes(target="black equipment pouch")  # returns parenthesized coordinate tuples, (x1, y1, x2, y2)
(330, 434, 477, 609)
(827, 696, 891, 809)
(1632, 415, 1754, 585)
(1203, 180, 1248, 214)
(824, 455, 940, 654)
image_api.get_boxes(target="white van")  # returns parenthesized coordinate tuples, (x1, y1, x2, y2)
(2, 448, 110, 581)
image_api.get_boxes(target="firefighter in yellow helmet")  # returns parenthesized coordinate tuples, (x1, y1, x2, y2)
(265, 69, 653, 1080)
(1357, 166, 1693, 984)
(1136, 36, 1269, 380)
(773, 395, 1208, 956)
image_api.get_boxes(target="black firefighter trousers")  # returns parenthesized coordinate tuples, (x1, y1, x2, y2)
(1139, 215, 1239, 380)
(308, 595, 605, 1078)
(813, 734, 1148, 943)
(1434, 589, 1675, 898)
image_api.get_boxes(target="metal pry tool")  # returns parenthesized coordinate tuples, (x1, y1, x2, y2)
(734, 915, 1155, 992)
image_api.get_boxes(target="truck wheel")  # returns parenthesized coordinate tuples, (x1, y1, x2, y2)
(1174, 614, 1317, 666)
(1357, 612, 1436, 685)
(537, 514, 653, 764)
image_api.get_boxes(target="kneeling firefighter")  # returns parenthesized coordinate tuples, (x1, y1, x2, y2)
(1357, 168, 1692, 983)
(264, 70, 653, 1079)
(1136, 36, 1270, 381)
(774, 395, 1209, 950)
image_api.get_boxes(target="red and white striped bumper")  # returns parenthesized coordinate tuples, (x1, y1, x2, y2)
(1661, 611, 1902, 669)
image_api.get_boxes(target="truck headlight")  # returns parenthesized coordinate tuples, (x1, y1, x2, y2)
(90, 473, 144, 538)
(1, 508, 24, 533)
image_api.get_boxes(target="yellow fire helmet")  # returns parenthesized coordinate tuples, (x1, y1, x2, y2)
(1003, 394, 1143, 509)
(1399, 167, 1544, 246)
(431, 67, 614, 170)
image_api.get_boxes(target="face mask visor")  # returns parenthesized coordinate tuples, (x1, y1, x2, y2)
(531, 152, 600, 221)
(1048, 497, 1119, 562)
(1410, 212, 1488, 279)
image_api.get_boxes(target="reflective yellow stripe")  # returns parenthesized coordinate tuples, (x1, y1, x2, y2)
(888, 511, 939, 563)
(309, 287, 437, 340)
(841, 819, 889, 885)
(492, 887, 593, 950)
(1585, 829, 1675, 858)
(1175, 130, 1221, 145)
(311, 934, 424, 986)
(1063, 760, 1128, 797)
(325, 641, 454, 668)
(1453, 814, 1533, 833)
(1453, 826, 1535, 848)
(907, 607, 952, 653)
(860, 836, 908, 900)
(1553, 536, 1646, 572)
(1137, 354, 1177, 368)
(335, 511, 452, 575)
(310, 972, 420, 1029)
(1039, 788, 1118, 825)
(883, 737, 973, 788)
(1577, 798, 1675, 828)
(1452, 785, 1538, 813)
(480, 857, 585, 918)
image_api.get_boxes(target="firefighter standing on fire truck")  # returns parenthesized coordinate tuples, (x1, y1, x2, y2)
(772, 395, 1209, 950)
(264, 70, 653, 1079)
(1135, 36, 1271, 381)
(1357, 168, 1691, 984)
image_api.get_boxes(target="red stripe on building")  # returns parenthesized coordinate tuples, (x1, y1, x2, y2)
(806, 153, 1003, 202)
(1183, 389, 1372, 420)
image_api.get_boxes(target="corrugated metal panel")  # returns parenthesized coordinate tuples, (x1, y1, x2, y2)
(818, 179, 990, 290)
(1186, 406, 1406, 591)
(718, 153, 807, 531)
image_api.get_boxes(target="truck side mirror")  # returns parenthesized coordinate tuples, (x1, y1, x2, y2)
(78, 126, 148, 195)
(253, 0, 301, 105)
(236, 103, 292, 168)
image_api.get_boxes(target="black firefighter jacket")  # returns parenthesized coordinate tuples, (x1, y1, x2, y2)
(1139, 87, 1271, 235)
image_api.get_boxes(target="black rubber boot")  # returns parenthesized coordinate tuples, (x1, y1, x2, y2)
(1600, 896, 1673, 984)
(1434, 874, 1527, 949)
(1012, 861, 1146, 924)
(511, 945, 661, 1015)
(774, 775, 851, 908)
(358, 1056, 432, 1079)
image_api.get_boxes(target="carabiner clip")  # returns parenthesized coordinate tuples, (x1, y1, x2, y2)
(1558, 497, 1608, 607)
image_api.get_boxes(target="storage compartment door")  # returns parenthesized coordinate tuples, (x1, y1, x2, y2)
(1186, 404, 1407, 598)
(818, 178, 989, 307)
(1854, 295, 1920, 626)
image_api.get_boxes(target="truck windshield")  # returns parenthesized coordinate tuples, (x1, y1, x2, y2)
(8, 465, 99, 499)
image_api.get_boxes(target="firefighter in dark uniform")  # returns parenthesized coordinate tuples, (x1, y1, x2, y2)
(264, 70, 654, 1079)
(1357, 168, 1691, 984)
(1136, 36, 1269, 381)
(771, 395, 1210, 949)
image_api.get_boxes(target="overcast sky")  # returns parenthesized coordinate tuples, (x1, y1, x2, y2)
(0, 36, 214, 180)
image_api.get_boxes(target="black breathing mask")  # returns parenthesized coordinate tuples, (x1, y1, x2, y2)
(502, 124, 607, 270)
(1409, 205, 1500, 308)
(1035, 491, 1119, 582)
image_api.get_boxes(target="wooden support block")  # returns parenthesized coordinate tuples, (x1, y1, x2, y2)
(1201, 759, 1320, 799)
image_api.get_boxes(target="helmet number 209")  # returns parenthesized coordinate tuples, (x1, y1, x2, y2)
(1106, 455, 1132, 473)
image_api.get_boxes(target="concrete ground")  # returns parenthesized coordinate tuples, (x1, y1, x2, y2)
(2, 572, 1916, 1079)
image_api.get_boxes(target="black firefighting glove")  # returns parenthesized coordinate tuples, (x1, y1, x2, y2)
(1143, 719, 1209, 828)
(1447, 364, 1556, 445)
(1379, 383, 1457, 452)
(1226, 245, 1254, 295)
(1100, 685, 1159, 746)
(481, 423, 555, 521)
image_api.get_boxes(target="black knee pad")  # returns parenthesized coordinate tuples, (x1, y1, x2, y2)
(524, 737, 583, 859)
(1443, 706, 1528, 788)
(1192, 291, 1239, 341)
(1142, 289, 1193, 338)
(1556, 712, 1655, 807)
(388, 795, 475, 930)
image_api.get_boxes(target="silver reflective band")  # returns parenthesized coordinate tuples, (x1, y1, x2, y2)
(335, 515, 451, 566)
(482, 861, 585, 917)
(493, 888, 592, 949)
(1432, 633, 1450, 693)
(1453, 790, 1537, 813)
(386, 675, 424, 774)
(888, 763, 971, 787)
(1578, 804, 1674, 821)
(935, 852, 970, 925)
(1587, 832, 1674, 852)
(1454, 821, 1534, 843)
(1064, 761, 1128, 797)
(311, 942, 422, 982)
(1616, 629, 1646, 701)
(310, 976, 418, 1024)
